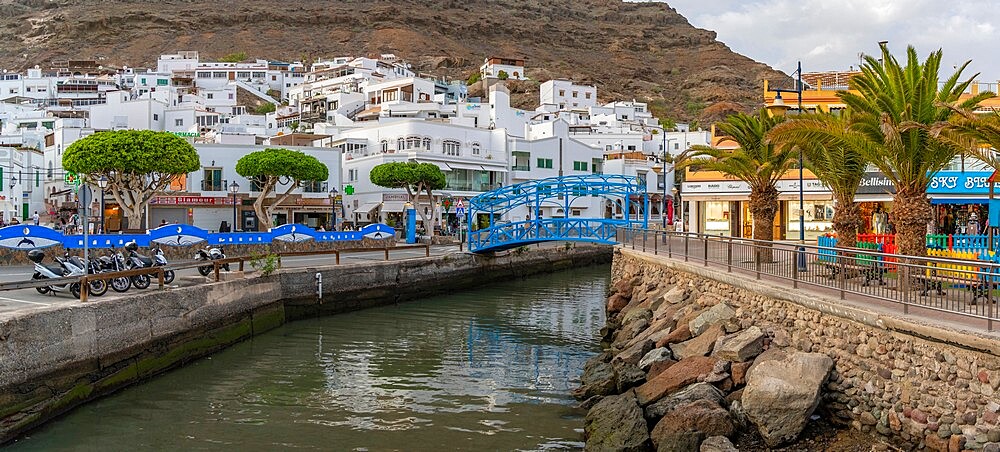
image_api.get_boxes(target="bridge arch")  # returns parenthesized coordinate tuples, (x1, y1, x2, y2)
(467, 175, 648, 253)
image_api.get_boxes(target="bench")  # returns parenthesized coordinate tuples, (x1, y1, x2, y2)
(816, 249, 886, 287)
(917, 262, 993, 303)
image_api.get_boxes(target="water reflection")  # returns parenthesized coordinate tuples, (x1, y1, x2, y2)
(11, 265, 609, 451)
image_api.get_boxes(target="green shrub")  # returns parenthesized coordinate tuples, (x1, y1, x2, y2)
(250, 252, 280, 276)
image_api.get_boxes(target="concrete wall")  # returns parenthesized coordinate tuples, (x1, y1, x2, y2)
(613, 248, 1000, 451)
(0, 244, 612, 443)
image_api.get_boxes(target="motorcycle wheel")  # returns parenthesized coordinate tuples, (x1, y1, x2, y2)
(70, 283, 81, 299)
(89, 279, 108, 297)
(163, 270, 175, 284)
(111, 277, 130, 293)
(223, 263, 231, 272)
(131, 274, 151, 289)
(198, 265, 212, 276)
(33, 273, 50, 294)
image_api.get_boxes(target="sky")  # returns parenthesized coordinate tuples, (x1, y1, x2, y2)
(655, 0, 999, 81)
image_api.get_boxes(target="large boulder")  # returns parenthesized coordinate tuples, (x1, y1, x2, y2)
(614, 361, 647, 392)
(639, 347, 674, 371)
(635, 356, 718, 406)
(669, 324, 725, 360)
(661, 285, 689, 305)
(614, 318, 651, 346)
(655, 431, 702, 452)
(656, 323, 692, 348)
(742, 350, 834, 447)
(622, 307, 654, 326)
(608, 293, 630, 314)
(584, 390, 652, 452)
(645, 382, 725, 419)
(614, 339, 656, 366)
(688, 303, 736, 336)
(574, 355, 617, 400)
(650, 399, 735, 449)
(712, 326, 765, 362)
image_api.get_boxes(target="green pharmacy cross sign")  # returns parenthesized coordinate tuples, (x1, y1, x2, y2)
(64, 171, 81, 187)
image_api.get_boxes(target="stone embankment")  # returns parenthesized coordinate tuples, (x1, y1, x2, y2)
(576, 247, 1000, 451)
(0, 244, 611, 444)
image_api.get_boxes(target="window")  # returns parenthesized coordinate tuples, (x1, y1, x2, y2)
(627, 145, 636, 151)
(397, 138, 404, 150)
(157, 79, 168, 86)
(605, 145, 612, 151)
(558, 90, 565, 96)
(573, 161, 588, 171)
(206, 93, 214, 99)
(512, 151, 531, 171)
(175, 119, 184, 126)
(237, 71, 250, 79)
(380, 140, 389, 153)
(442, 140, 460, 156)
(197, 72, 211, 79)
(153, 114, 159, 121)
(536, 158, 553, 169)
(591, 158, 603, 174)
(585, 92, 592, 99)
(471, 143, 480, 155)
(674, 143, 680, 150)
(405, 136, 422, 150)
(348, 169, 358, 182)
(202, 168, 223, 191)
(140, 78, 147, 85)
(422, 138, 432, 150)
(572, 91, 578, 98)
(212, 72, 226, 78)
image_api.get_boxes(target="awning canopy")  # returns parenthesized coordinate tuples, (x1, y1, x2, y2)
(448, 162, 485, 171)
(381, 201, 407, 212)
(931, 198, 987, 205)
(414, 160, 452, 171)
(353, 202, 380, 214)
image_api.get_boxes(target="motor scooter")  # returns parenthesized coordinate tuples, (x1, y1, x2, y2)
(194, 246, 229, 276)
(28, 249, 105, 298)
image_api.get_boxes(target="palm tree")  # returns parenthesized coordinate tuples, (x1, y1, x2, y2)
(773, 43, 990, 256)
(933, 109, 1000, 171)
(688, 109, 795, 252)
(770, 113, 869, 249)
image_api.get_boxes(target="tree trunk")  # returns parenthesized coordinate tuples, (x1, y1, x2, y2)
(254, 178, 278, 231)
(890, 188, 932, 257)
(831, 193, 862, 249)
(749, 185, 779, 262)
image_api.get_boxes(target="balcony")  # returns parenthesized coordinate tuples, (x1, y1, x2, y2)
(201, 179, 226, 192)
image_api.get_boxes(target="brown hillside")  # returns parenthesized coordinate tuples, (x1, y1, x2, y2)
(0, 0, 790, 124)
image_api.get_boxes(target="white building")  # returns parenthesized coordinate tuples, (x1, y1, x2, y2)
(480, 57, 527, 81)
(540, 79, 597, 110)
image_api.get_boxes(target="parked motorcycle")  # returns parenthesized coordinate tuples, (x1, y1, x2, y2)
(97, 245, 131, 293)
(56, 252, 109, 297)
(124, 241, 174, 286)
(194, 246, 229, 276)
(28, 249, 106, 298)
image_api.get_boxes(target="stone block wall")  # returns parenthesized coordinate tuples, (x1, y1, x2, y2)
(612, 248, 1000, 451)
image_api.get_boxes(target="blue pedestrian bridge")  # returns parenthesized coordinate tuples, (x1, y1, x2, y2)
(467, 175, 649, 253)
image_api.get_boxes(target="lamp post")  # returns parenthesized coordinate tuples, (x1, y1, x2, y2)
(768, 61, 806, 271)
(8, 176, 15, 223)
(328, 187, 338, 231)
(652, 138, 676, 229)
(229, 181, 239, 232)
(97, 175, 108, 234)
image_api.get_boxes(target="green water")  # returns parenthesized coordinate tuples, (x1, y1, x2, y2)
(11, 266, 610, 451)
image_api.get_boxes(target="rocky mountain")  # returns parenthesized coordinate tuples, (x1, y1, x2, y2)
(0, 0, 789, 124)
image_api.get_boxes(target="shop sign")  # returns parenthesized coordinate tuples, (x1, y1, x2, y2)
(382, 193, 409, 202)
(681, 181, 749, 194)
(857, 172, 896, 195)
(170, 131, 200, 137)
(151, 196, 237, 206)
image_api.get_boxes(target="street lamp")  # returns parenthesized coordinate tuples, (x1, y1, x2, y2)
(768, 61, 806, 271)
(8, 176, 15, 224)
(652, 137, 676, 229)
(97, 176, 108, 234)
(328, 186, 338, 231)
(228, 181, 239, 232)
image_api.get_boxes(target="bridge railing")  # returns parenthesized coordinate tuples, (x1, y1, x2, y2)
(469, 218, 628, 252)
(616, 227, 1000, 332)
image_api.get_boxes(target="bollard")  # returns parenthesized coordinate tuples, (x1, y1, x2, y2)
(384, 248, 390, 261)
(157, 268, 164, 290)
(425, 245, 430, 257)
(214, 262, 221, 282)
(315, 272, 323, 302)
(80, 275, 89, 302)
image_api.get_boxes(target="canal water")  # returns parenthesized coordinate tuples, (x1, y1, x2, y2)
(11, 265, 610, 451)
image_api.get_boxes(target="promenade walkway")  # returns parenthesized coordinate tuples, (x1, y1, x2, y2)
(619, 228, 1000, 335)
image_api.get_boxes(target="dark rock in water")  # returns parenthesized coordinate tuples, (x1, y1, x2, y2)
(651, 399, 734, 449)
(615, 361, 647, 392)
(579, 394, 605, 410)
(574, 355, 617, 400)
(584, 390, 652, 452)
(645, 382, 725, 419)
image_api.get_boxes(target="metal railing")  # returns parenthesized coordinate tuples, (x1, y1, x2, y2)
(617, 227, 1000, 331)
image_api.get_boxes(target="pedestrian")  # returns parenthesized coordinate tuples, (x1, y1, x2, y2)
(32, 211, 39, 226)
(160, 219, 168, 227)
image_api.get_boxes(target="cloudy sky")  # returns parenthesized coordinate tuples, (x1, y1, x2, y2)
(658, 0, 999, 81)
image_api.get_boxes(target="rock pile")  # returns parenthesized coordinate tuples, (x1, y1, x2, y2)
(577, 274, 833, 451)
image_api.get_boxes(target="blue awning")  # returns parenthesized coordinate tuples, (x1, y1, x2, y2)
(930, 198, 988, 205)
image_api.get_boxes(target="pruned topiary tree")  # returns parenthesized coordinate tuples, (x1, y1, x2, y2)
(370, 162, 446, 236)
(235, 148, 329, 230)
(62, 130, 200, 230)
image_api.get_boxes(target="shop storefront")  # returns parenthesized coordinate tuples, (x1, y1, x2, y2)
(927, 171, 994, 235)
(681, 178, 831, 240)
(856, 172, 896, 234)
